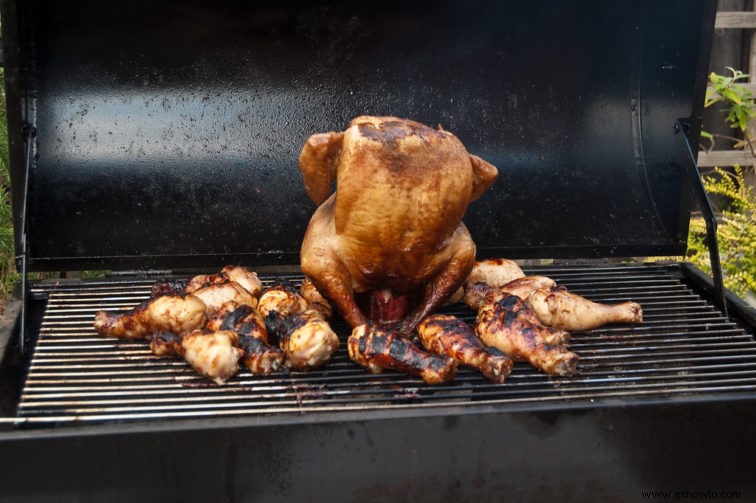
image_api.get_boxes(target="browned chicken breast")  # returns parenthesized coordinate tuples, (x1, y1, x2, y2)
(299, 116, 498, 333)
(417, 314, 513, 384)
(348, 324, 457, 385)
(475, 293, 578, 376)
(94, 294, 207, 339)
(527, 287, 643, 332)
(151, 329, 242, 385)
(265, 309, 339, 370)
(257, 284, 309, 319)
(207, 303, 283, 375)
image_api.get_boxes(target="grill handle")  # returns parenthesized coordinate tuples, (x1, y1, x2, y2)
(674, 119, 727, 316)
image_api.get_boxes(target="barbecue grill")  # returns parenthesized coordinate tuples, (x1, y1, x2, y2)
(1, 0, 755, 500)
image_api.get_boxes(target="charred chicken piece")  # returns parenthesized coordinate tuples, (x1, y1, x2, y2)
(417, 314, 513, 384)
(150, 329, 243, 385)
(299, 116, 498, 333)
(207, 302, 283, 375)
(348, 324, 457, 385)
(265, 309, 339, 370)
(94, 294, 207, 339)
(300, 277, 333, 320)
(257, 284, 309, 319)
(527, 287, 643, 332)
(466, 283, 569, 345)
(475, 293, 578, 376)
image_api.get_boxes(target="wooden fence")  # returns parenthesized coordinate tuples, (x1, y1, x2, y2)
(697, 5, 756, 170)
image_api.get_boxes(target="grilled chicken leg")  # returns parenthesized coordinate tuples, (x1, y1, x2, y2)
(348, 324, 457, 385)
(206, 302, 283, 375)
(94, 294, 207, 339)
(265, 308, 340, 370)
(151, 329, 243, 385)
(475, 293, 578, 376)
(417, 314, 513, 383)
(527, 287, 643, 331)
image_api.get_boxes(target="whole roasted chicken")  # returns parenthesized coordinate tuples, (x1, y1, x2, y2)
(299, 116, 498, 333)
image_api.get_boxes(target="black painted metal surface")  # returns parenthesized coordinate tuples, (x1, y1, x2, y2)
(2, 0, 715, 271)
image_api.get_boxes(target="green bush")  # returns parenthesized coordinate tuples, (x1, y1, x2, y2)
(686, 165, 756, 301)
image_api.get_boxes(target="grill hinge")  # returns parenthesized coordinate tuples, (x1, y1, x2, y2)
(674, 118, 727, 317)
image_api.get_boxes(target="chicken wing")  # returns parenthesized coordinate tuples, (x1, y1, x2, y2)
(94, 294, 207, 339)
(348, 323, 457, 385)
(475, 293, 578, 376)
(417, 314, 512, 383)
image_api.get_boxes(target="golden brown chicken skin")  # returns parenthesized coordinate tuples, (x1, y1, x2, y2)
(299, 116, 498, 333)
(417, 314, 513, 383)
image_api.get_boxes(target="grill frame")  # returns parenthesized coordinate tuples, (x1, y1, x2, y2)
(3, 262, 755, 432)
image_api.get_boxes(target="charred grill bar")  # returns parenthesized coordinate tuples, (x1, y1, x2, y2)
(1, 0, 755, 500)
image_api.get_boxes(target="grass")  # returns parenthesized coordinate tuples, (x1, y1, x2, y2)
(0, 66, 19, 312)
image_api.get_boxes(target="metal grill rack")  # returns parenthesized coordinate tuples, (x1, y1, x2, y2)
(12, 263, 756, 426)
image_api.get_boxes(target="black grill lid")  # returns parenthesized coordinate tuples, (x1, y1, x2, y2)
(2, 0, 716, 271)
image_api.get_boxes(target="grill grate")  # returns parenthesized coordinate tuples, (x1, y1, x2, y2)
(11, 264, 756, 426)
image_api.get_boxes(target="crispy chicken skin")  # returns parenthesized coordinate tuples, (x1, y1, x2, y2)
(207, 302, 283, 375)
(265, 309, 340, 370)
(94, 294, 207, 339)
(417, 314, 513, 383)
(348, 323, 457, 385)
(299, 116, 498, 333)
(475, 293, 578, 376)
(151, 329, 242, 385)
